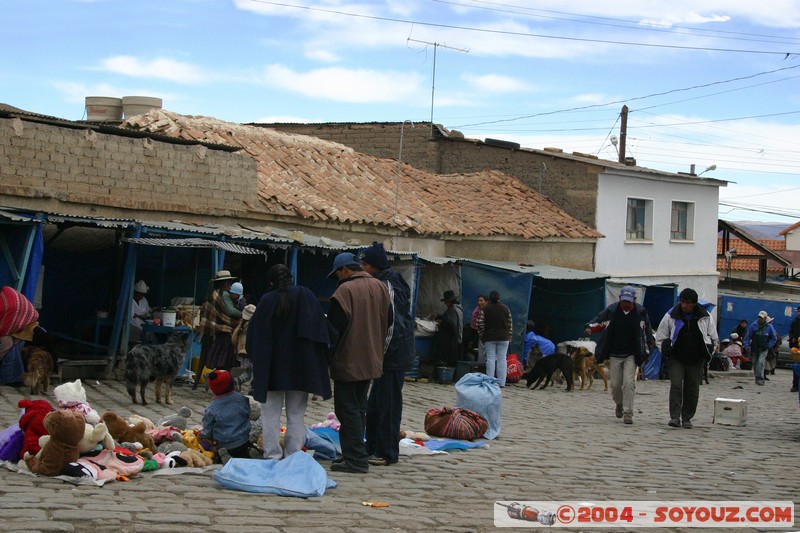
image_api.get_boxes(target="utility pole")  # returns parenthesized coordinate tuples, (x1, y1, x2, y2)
(407, 38, 469, 138)
(618, 105, 628, 164)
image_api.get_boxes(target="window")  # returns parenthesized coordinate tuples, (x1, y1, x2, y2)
(670, 201, 694, 241)
(626, 198, 650, 240)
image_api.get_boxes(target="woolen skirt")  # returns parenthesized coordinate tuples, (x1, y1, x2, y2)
(204, 332, 238, 370)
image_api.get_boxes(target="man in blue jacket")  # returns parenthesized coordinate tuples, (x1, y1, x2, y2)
(584, 286, 654, 425)
(743, 310, 778, 386)
(360, 242, 414, 467)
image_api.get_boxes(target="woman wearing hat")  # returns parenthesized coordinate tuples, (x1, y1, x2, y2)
(430, 290, 463, 368)
(130, 280, 151, 343)
(193, 270, 242, 389)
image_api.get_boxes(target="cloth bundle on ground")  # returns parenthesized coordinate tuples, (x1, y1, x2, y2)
(213, 452, 336, 497)
(455, 372, 502, 439)
(0, 286, 39, 338)
(304, 427, 340, 460)
(24, 410, 85, 476)
(18, 399, 53, 458)
(0, 423, 23, 461)
(54, 380, 101, 426)
(423, 407, 488, 441)
(101, 412, 156, 452)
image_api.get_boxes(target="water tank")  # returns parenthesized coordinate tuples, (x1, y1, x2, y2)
(122, 96, 163, 118)
(85, 96, 123, 122)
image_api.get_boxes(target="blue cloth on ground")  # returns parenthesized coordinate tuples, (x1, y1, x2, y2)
(455, 372, 502, 439)
(305, 427, 340, 460)
(424, 439, 487, 452)
(643, 347, 662, 380)
(213, 452, 337, 497)
(0, 424, 23, 461)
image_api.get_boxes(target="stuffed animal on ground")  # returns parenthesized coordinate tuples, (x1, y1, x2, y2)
(182, 429, 215, 460)
(38, 421, 114, 455)
(157, 440, 187, 455)
(400, 429, 430, 442)
(156, 406, 193, 430)
(128, 414, 155, 432)
(24, 410, 85, 476)
(18, 399, 53, 459)
(310, 412, 340, 431)
(54, 379, 101, 425)
(101, 411, 156, 452)
(180, 448, 213, 467)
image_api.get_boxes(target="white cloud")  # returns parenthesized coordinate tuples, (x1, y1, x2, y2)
(98, 56, 208, 84)
(462, 73, 532, 93)
(259, 64, 425, 103)
(305, 49, 340, 63)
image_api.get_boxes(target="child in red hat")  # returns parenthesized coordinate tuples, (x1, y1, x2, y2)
(200, 370, 255, 462)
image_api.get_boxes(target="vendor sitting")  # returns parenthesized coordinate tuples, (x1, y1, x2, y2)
(130, 280, 151, 343)
(722, 333, 750, 370)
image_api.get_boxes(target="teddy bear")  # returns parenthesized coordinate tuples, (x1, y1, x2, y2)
(24, 410, 85, 476)
(400, 429, 430, 442)
(180, 448, 213, 467)
(101, 411, 156, 452)
(156, 406, 193, 431)
(182, 429, 215, 461)
(54, 379, 101, 425)
(17, 399, 53, 459)
(128, 414, 155, 431)
(38, 421, 114, 455)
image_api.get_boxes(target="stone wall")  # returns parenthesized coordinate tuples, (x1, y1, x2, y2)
(262, 122, 601, 227)
(0, 117, 258, 218)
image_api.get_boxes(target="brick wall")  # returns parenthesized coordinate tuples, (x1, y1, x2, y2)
(262, 122, 600, 227)
(0, 117, 258, 217)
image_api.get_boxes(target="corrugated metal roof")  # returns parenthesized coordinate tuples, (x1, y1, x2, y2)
(122, 237, 267, 256)
(0, 209, 40, 223)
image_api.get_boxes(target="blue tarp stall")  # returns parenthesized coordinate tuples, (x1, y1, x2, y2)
(717, 292, 798, 339)
(0, 209, 44, 302)
(605, 280, 678, 332)
(525, 265, 609, 344)
(460, 259, 533, 356)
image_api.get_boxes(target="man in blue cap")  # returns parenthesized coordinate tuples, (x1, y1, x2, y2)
(584, 286, 654, 425)
(326, 252, 391, 473)
(360, 242, 414, 467)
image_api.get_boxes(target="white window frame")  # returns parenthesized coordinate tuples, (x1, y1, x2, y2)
(670, 201, 695, 242)
(626, 197, 653, 242)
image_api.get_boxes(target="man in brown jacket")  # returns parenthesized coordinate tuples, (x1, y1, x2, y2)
(326, 252, 391, 473)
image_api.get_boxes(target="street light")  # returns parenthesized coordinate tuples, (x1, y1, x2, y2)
(698, 164, 717, 176)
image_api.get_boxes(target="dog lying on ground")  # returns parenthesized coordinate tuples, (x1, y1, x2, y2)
(523, 353, 574, 391)
(569, 346, 609, 391)
(22, 346, 54, 395)
(125, 333, 188, 405)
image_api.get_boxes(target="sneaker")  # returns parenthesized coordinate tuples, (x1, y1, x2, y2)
(330, 462, 368, 474)
(217, 447, 231, 465)
(668, 419, 680, 428)
(623, 414, 633, 425)
(682, 419, 693, 429)
(615, 404, 623, 418)
(368, 456, 389, 466)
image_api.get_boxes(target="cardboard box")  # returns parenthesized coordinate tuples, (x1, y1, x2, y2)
(713, 398, 747, 426)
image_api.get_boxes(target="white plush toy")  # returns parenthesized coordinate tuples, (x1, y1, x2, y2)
(53, 379, 101, 425)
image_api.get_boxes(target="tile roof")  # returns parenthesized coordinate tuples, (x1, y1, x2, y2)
(716, 237, 786, 272)
(122, 110, 601, 240)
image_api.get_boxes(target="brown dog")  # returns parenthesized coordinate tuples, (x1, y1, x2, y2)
(22, 346, 54, 395)
(570, 346, 609, 391)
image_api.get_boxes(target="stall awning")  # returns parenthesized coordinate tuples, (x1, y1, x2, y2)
(121, 237, 267, 256)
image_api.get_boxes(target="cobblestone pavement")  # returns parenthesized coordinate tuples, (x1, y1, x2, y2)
(0, 369, 798, 533)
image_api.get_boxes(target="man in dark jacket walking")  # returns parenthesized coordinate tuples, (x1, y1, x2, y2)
(585, 286, 654, 425)
(327, 252, 391, 474)
(360, 242, 415, 466)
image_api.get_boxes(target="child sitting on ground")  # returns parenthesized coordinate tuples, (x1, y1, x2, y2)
(201, 369, 256, 462)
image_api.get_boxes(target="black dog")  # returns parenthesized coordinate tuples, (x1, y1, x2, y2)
(125, 333, 188, 405)
(524, 353, 574, 391)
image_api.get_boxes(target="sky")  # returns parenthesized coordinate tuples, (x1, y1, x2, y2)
(3, 0, 800, 224)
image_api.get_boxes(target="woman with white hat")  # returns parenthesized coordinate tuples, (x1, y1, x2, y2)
(129, 280, 151, 343)
(193, 270, 242, 389)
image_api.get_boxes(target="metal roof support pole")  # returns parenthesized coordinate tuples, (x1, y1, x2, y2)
(107, 224, 142, 374)
(0, 232, 21, 287)
(290, 243, 299, 283)
(17, 223, 39, 293)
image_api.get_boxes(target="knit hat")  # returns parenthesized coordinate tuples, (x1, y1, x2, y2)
(362, 241, 389, 270)
(207, 370, 233, 395)
(229, 282, 244, 295)
(242, 304, 256, 321)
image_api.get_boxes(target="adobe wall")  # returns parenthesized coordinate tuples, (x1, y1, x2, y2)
(0, 117, 259, 219)
(262, 123, 600, 227)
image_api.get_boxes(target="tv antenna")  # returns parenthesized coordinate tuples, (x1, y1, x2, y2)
(407, 38, 469, 137)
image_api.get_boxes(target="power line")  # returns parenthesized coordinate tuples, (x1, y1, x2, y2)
(249, 0, 798, 56)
